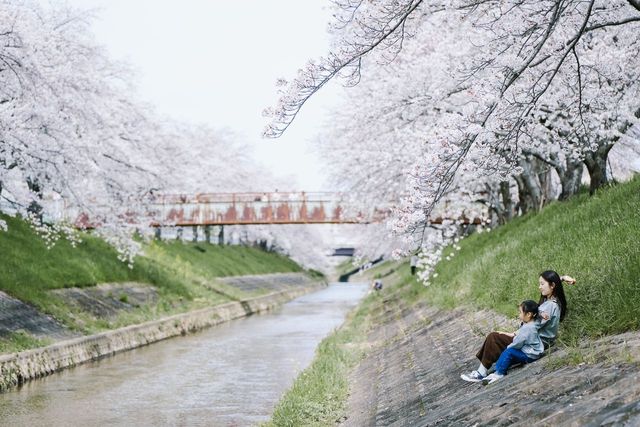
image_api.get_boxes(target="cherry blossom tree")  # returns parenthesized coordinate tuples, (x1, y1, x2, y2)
(265, 0, 639, 279)
(0, 1, 171, 260)
(155, 123, 257, 194)
(0, 1, 334, 270)
(266, 0, 640, 217)
(312, 9, 489, 260)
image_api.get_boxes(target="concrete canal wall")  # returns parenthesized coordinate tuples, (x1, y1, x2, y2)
(0, 279, 326, 391)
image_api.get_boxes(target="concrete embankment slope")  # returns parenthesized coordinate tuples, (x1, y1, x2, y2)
(0, 273, 325, 392)
(342, 290, 640, 426)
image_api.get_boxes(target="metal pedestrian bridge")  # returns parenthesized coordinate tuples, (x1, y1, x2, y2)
(37, 191, 482, 232)
(149, 192, 382, 226)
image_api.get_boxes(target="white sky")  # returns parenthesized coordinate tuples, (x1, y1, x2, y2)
(65, 0, 340, 191)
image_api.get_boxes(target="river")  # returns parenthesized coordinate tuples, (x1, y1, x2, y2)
(0, 282, 368, 426)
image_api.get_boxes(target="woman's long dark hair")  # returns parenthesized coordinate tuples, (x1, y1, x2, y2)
(539, 270, 568, 321)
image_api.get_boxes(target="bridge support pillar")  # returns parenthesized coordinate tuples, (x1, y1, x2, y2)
(204, 225, 212, 243)
(218, 225, 224, 245)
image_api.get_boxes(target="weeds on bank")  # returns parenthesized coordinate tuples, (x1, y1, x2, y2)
(266, 270, 416, 426)
(0, 331, 51, 354)
(265, 289, 381, 427)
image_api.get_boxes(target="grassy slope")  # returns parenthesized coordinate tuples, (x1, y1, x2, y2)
(266, 177, 640, 425)
(427, 176, 640, 343)
(0, 214, 302, 343)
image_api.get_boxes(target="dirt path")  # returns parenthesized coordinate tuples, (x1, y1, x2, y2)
(342, 290, 640, 426)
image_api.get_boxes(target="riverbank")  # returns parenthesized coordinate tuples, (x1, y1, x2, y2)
(0, 213, 310, 353)
(0, 282, 366, 426)
(0, 273, 326, 392)
(267, 178, 640, 425)
(340, 276, 640, 426)
(268, 267, 640, 426)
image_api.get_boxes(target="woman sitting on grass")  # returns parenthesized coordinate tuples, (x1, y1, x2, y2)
(482, 300, 544, 384)
(461, 270, 576, 383)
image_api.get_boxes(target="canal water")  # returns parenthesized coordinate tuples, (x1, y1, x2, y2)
(0, 282, 368, 426)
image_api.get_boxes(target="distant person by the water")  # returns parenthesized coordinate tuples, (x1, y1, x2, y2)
(410, 255, 419, 275)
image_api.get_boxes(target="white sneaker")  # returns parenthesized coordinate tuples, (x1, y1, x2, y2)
(482, 372, 504, 385)
(460, 370, 485, 383)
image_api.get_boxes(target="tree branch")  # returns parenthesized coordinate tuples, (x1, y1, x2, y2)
(521, 148, 561, 170)
(584, 16, 640, 33)
(265, 0, 425, 138)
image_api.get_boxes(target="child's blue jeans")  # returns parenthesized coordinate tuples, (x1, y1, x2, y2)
(495, 347, 537, 375)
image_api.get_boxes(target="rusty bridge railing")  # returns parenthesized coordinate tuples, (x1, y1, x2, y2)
(148, 191, 385, 226)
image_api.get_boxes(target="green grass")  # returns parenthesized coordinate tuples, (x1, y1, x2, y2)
(266, 335, 353, 426)
(265, 288, 381, 427)
(0, 214, 304, 347)
(0, 331, 52, 354)
(265, 177, 640, 425)
(144, 240, 301, 279)
(0, 215, 195, 303)
(424, 176, 640, 343)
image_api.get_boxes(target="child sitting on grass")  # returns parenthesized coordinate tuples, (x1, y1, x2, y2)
(483, 300, 544, 384)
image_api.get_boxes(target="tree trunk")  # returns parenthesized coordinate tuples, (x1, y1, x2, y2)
(555, 158, 584, 200)
(498, 180, 515, 224)
(514, 158, 543, 214)
(483, 183, 506, 225)
(26, 177, 43, 224)
(583, 143, 614, 194)
(537, 167, 555, 209)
